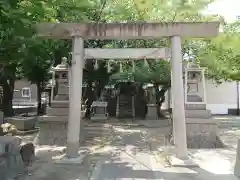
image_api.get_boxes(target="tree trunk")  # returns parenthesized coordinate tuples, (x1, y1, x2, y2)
(154, 84, 161, 118)
(135, 84, 147, 119)
(84, 81, 94, 119)
(2, 78, 15, 117)
(36, 82, 42, 116)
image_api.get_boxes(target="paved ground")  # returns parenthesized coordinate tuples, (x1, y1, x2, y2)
(13, 118, 240, 180)
(88, 125, 239, 180)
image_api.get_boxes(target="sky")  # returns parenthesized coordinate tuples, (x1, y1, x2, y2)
(204, 0, 240, 22)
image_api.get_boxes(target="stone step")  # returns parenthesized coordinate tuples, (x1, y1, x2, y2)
(185, 109, 211, 118)
(39, 111, 85, 121)
(218, 120, 240, 127)
(51, 101, 69, 108)
(185, 104, 206, 110)
(54, 94, 69, 101)
(47, 107, 69, 116)
(187, 94, 203, 102)
(83, 128, 112, 139)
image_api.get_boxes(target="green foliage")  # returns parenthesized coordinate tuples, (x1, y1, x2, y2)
(21, 39, 53, 85)
(1, 0, 236, 116)
(134, 60, 171, 85)
(197, 20, 240, 82)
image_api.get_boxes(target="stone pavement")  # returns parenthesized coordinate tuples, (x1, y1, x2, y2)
(216, 116, 240, 128)
(89, 125, 239, 180)
(11, 121, 240, 180)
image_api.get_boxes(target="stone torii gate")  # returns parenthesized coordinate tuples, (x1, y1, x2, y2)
(36, 22, 220, 164)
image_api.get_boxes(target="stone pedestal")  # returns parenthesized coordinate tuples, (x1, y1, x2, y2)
(47, 101, 69, 122)
(36, 118, 85, 146)
(91, 101, 108, 120)
(146, 104, 158, 120)
(185, 103, 223, 148)
(55, 79, 69, 101)
(186, 118, 222, 148)
(5, 116, 38, 131)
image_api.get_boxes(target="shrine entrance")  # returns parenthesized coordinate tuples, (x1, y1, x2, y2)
(36, 22, 220, 164)
(83, 48, 171, 120)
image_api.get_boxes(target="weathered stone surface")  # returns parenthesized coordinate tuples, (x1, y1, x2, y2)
(5, 116, 38, 131)
(0, 157, 7, 180)
(234, 139, 240, 177)
(36, 22, 220, 39)
(186, 121, 223, 148)
(185, 109, 211, 118)
(0, 136, 24, 179)
(36, 120, 85, 146)
(51, 101, 69, 108)
(20, 142, 35, 166)
(85, 48, 170, 59)
(146, 104, 158, 120)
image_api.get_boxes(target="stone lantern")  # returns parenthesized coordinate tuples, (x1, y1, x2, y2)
(47, 57, 70, 121)
(51, 57, 69, 102)
(183, 60, 220, 149)
(184, 60, 207, 105)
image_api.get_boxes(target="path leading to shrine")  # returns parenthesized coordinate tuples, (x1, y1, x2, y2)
(16, 119, 239, 180)
(89, 124, 238, 180)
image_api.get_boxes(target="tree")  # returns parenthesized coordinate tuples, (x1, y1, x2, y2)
(87, 0, 222, 118)
(133, 60, 171, 118)
(0, 0, 35, 116)
(197, 20, 240, 82)
(21, 39, 53, 115)
(0, 0, 224, 118)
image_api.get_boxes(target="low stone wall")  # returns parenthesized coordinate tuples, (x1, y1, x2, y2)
(13, 106, 37, 115)
(35, 119, 85, 146)
(0, 136, 24, 180)
(234, 139, 240, 177)
(186, 118, 223, 148)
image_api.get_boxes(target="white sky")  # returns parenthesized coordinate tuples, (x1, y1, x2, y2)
(204, 0, 240, 22)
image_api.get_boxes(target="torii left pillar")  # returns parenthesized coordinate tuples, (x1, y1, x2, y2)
(66, 33, 84, 158)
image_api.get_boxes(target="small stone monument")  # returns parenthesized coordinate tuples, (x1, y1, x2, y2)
(91, 101, 108, 120)
(184, 60, 209, 114)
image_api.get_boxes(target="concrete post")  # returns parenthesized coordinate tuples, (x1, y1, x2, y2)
(170, 36, 188, 159)
(66, 36, 84, 158)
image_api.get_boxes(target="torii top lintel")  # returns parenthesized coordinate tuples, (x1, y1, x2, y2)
(35, 22, 220, 39)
